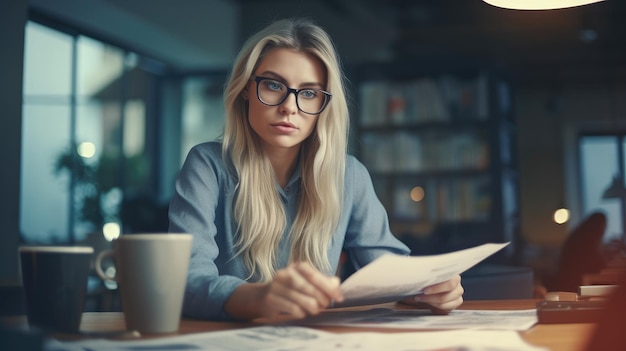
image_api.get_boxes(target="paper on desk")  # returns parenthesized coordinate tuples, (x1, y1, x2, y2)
(46, 326, 332, 351)
(287, 329, 547, 351)
(298, 307, 538, 331)
(46, 325, 547, 351)
(336, 242, 509, 307)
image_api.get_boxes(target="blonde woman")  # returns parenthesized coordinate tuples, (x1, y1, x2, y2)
(169, 18, 463, 321)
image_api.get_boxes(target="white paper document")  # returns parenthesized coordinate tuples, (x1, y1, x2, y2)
(46, 325, 547, 351)
(46, 326, 330, 351)
(298, 307, 538, 331)
(336, 242, 510, 307)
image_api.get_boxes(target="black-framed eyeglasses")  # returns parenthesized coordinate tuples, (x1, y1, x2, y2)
(252, 76, 332, 115)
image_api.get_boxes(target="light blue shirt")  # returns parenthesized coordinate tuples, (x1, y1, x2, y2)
(169, 142, 410, 320)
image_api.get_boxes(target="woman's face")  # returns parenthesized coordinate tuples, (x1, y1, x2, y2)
(246, 47, 327, 154)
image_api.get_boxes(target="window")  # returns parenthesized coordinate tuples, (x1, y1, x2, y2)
(21, 21, 73, 243)
(579, 134, 626, 242)
(21, 21, 163, 244)
(181, 75, 227, 161)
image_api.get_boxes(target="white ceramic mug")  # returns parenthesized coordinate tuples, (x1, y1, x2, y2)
(95, 233, 192, 334)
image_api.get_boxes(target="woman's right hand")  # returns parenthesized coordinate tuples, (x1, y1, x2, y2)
(225, 262, 344, 321)
(259, 262, 344, 319)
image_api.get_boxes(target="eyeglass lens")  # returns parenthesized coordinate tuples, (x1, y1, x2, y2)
(256, 78, 328, 114)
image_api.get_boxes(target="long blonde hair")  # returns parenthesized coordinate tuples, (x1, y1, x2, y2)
(222, 18, 349, 281)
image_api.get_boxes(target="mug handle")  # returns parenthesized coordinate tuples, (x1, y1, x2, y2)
(94, 250, 116, 281)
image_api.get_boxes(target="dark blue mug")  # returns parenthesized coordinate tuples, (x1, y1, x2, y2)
(19, 246, 94, 333)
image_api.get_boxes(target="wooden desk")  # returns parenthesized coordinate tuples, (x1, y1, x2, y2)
(3, 300, 596, 351)
(458, 300, 594, 351)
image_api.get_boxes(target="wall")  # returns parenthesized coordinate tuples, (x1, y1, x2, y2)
(517, 86, 568, 248)
(0, 0, 27, 285)
(238, 2, 394, 64)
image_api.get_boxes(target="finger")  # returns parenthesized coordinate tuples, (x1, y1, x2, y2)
(277, 264, 331, 307)
(422, 275, 462, 295)
(270, 267, 328, 315)
(293, 262, 344, 303)
(428, 295, 464, 314)
(419, 281, 464, 304)
(261, 289, 309, 319)
(418, 283, 464, 313)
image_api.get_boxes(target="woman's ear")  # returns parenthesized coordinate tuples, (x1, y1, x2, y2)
(241, 89, 249, 101)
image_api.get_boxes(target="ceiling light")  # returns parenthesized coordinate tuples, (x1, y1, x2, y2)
(482, 0, 604, 10)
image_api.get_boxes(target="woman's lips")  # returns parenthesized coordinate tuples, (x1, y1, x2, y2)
(271, 122, 298, 133)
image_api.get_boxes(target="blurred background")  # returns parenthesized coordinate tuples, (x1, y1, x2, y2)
(2, 0, 626, 308)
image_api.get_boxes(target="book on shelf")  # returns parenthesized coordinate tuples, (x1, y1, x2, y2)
(387, 84, 407, 125)
(360, 133, 394, 172)
(434, 178, 491, 222)
(404, 78, 449, 124)
(438, 74, 489, 121)
(359, 81, 388, 126)
(393, 132, 422, 171)
(359, 73, 490, 127)
(360, 131, 488, 173)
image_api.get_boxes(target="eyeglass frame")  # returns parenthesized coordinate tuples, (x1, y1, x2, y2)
(251, 76, 332, 115)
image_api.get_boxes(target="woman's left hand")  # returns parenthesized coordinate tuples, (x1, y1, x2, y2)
(401, 274, 464, 314)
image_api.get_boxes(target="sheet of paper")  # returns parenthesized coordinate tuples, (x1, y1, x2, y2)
(46, 326, 334, 351)
(46, 325, 547, 351)
(298, 307, 538, 331)
(336, 242, 510, 307)
(287, 329, 547, 351)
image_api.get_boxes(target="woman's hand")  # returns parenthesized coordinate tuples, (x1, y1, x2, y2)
(258, 262, 344, 319)
(401, 275, 464, 314)
(225, 262, 344, 321)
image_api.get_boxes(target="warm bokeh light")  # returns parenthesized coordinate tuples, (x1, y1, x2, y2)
(102, 222, 121, 241)
(77, 141, 96, 158)
(482, 0, 604, 10)
(410, 186, 425, 202)
(554, 208, 570, 224)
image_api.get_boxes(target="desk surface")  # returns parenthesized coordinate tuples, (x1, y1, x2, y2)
(4, 300, 595, 351)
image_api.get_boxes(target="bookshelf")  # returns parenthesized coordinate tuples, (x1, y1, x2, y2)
(352, 63, 518, 259)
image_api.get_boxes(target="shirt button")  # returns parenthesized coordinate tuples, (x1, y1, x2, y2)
(285, 186, 290, 192)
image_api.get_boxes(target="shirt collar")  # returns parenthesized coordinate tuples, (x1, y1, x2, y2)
(285, 158, 302, 188)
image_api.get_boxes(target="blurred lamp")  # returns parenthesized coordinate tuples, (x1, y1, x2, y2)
(483, 0, 604, 10)
(554, 208, 570, 224)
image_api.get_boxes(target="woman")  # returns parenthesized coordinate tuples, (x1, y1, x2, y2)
(169, 18, 464, 321)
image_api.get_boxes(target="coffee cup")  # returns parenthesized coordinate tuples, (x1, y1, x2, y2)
(95, 233, 192, 334)
(19, 246, 94, 333)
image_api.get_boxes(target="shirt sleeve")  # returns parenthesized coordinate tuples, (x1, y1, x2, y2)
(168, 144, 245, 321)
(343, 156, 411, 270)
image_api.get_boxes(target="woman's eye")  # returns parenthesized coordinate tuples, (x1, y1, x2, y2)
(266, 81, 284, 91)
(300, 89, 318, 99)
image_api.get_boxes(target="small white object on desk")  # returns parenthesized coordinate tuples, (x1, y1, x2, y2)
(578, 284, 618, 298)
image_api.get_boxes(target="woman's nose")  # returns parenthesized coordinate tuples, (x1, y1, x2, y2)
(279, 91, 299, 114)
